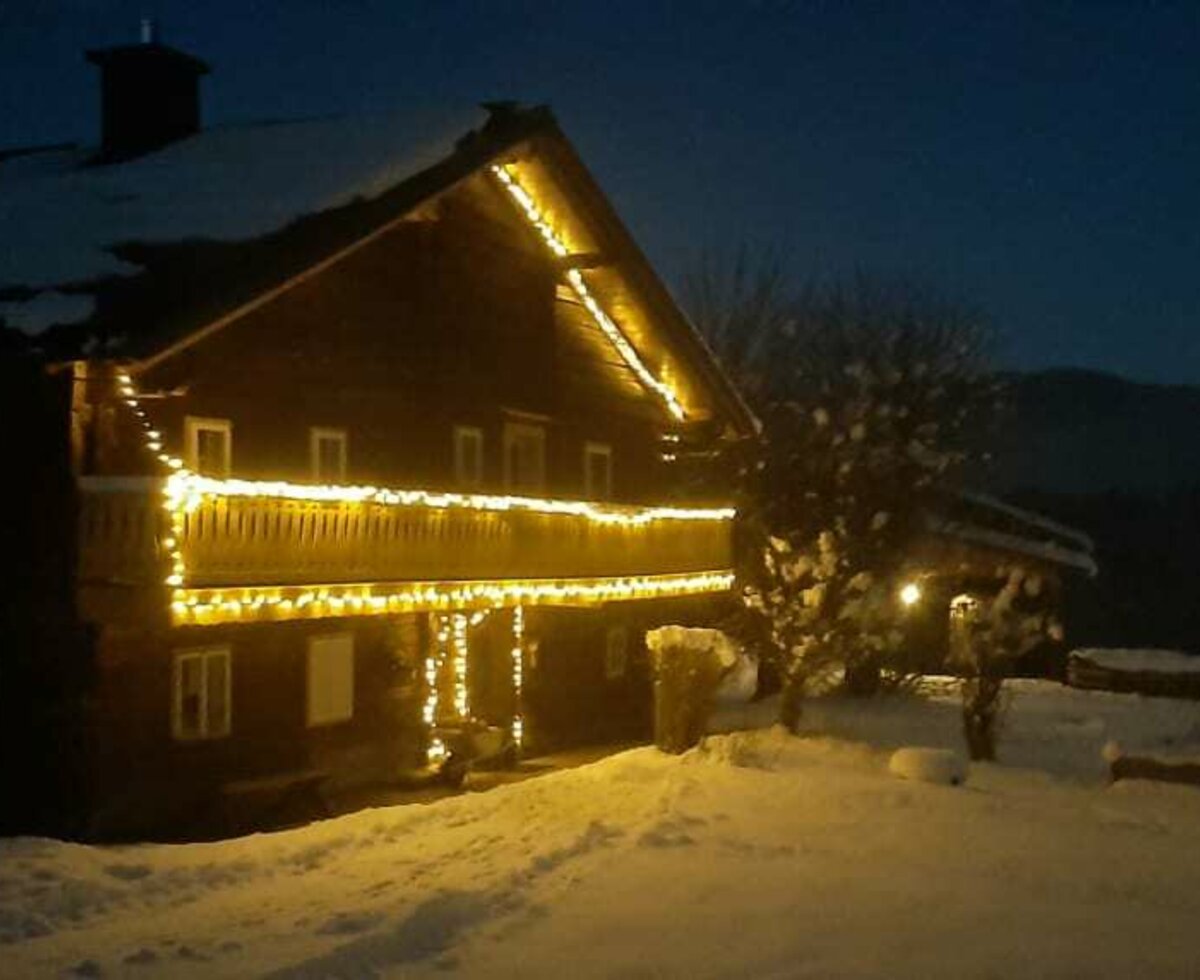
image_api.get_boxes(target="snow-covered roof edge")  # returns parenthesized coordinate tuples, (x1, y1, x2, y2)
(924, 512, 1098, 576)
(954, 488, 1094, 551)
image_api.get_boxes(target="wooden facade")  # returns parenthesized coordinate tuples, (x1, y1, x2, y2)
(3, 104, 751, 840)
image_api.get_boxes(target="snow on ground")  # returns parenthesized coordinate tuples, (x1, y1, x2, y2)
(4, 680, 1200, 978)
(1072, 647, 1200, 674)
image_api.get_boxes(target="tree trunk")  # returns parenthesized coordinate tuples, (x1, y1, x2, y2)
(962, 709, 996, 761)
(961, 674, 1003, 761)
(779, 672, 804, 733)
(844, 659, 881, 697)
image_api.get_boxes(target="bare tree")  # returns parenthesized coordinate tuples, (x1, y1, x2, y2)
(949, 565, 1062, 760)
(684, 254, 999, 729)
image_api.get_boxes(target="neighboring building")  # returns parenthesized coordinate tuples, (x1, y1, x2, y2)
(1, 35, 753, 839)
(903, 488, 1097, 675)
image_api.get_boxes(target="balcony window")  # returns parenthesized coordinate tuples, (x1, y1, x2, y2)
(172, 646, 231, 740)
(503, 422, 545, 494)
(310, 427, 347, 483)
(454, 426, 484, 489)
(584, 442, 613, 500)
(306, 633, 355, 727)
(185, 416, 231, 477)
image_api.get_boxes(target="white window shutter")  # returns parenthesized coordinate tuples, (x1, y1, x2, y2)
(307, 634, 355, 727)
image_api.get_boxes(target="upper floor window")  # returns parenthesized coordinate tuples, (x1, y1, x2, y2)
(185, 416, 231, 478)
(310, 427, 347, 483)
(503, 422, 546, 494)
(584, 442, 613, 500)
(172, 646, 231, 740)
(454, 426, 484, 489)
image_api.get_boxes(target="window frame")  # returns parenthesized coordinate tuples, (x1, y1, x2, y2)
(453, 425, 485, 489)
(583, 441, 613, 500)
(184, 415, 232, 478)
(309, 426, 348, 483)
(171, 646, 232, 741)
(306, 633, 355, 728)
(502, 421, 546, 494)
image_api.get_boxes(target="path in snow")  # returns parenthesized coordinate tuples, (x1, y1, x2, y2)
(2, 680, 1199, 978)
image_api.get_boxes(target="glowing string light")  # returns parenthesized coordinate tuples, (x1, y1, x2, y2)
(423, 624, 444, 763)
(168, 571, 735, 625)
(511, 605, 525, 748)
(490, 164, 687, 421)
(451, 612, 470, 719)
(162, 470, 733, 526)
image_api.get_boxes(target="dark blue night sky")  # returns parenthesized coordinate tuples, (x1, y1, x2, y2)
(2, 1, 1197, 383)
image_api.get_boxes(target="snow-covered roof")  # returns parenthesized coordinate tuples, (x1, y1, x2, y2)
(954, 488, 1094, 552)
(923, 487, 1098, 576)
(0, 106, 485, 335)
(1071, 648, 1200, 675)
(925, 513, 1099, 576)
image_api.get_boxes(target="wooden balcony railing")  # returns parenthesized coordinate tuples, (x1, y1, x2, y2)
(78, 477, 733, 599)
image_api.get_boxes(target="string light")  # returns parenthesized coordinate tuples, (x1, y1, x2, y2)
(168, 571, 734, 625)
(511, 606, 525, 748)
(162, 470, 733, 526)
(423, 623, 444, 763)
(451, 613, 470, 718)
(109, 370, 735, 767)
(491, 164, 687, 421)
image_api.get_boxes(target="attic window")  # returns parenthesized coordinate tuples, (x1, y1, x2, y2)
(310, 427, 347, 482)
(185, 416, 231, 478)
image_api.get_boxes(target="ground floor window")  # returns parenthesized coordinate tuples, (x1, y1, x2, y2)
(172, 646, 231, 740)
(307, 633, 355, 726)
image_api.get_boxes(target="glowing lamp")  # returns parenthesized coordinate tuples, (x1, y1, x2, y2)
(899, 582, 922, 607)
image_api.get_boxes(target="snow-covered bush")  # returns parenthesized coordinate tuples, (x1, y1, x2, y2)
(645, 627, 739, 753)
(888, 747, 966, 786)
(949, 564, 1062, 761)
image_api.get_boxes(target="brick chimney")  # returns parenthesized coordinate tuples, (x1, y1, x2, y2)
(85, 22, 210, 162)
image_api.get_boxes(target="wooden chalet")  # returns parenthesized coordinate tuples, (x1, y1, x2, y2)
(1, 37, 753, 838)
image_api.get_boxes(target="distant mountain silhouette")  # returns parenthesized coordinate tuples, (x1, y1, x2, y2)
(976, 369, 1200, 652)
(986, 369, 1200, 495)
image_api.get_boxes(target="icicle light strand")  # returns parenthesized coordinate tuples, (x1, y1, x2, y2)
(490, 164, 686, 421)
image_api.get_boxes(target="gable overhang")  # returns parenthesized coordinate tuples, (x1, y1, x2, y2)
(488, 129, 757, 436)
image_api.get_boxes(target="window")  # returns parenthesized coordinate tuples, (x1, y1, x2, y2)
(605, 626, 628, 680)
(454, 426, 484, 489)
(310, 427, 347, 482)
(185, 416, 231, 477)
(172, 647, 231, 740)
(584, 442, 613, 500)
(503, 422, 546, 493)
(307, 633, 355, 727)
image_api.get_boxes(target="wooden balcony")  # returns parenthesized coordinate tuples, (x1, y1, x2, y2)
(77, 477, 734, 623)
